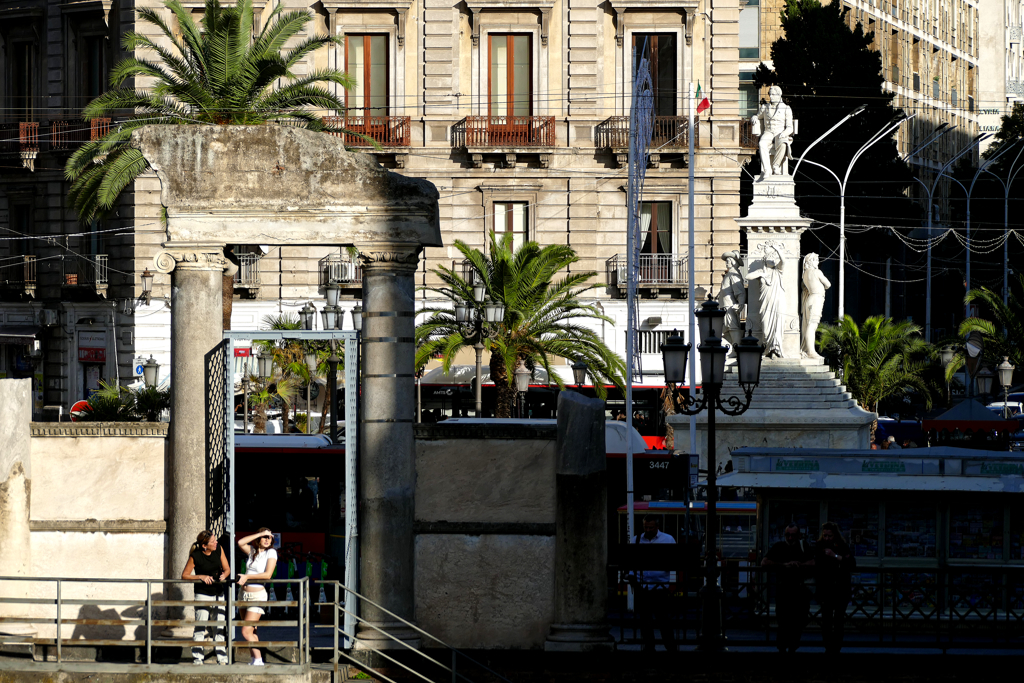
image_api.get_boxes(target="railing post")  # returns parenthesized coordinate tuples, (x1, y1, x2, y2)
(56, 579, 61, 663)
(146, 581, 152, 664)
(333, 581, 339, 682)
(298, 579, 305, 665)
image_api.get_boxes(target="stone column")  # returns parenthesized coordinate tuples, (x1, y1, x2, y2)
(355, 244, 421, 650)
(545, 391, 613, 652)
(153, 245, 231, 631)
(0, 379, 36, 638)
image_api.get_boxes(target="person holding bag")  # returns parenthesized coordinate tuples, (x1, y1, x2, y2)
(181, 530, 230, 665)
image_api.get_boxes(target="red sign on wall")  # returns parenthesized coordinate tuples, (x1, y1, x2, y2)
(78, 330, 107, 363)
(234, 348, 251, 357)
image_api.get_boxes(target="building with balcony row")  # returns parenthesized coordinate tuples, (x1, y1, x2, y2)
(1, 0, 755, 414)
(978, 0, 1024, 148)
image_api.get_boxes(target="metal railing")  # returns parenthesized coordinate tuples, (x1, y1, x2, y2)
(233, 252, 260, 288)
(48, 118, 112, 153)
(0, 255, 37, 288)
(61, 254, 108, 287)
(0, 122, 40, 156)
(322, 115, 412, 147)
(315, 580, 517, 683)
(0, 577, 308, 671)
(454, 116, 556, 147)
(739, 119, 758, 149)
(606, 253, 689, 288)
(319, 252, 363, 287)
(609, 563, 1024, 651)
(596, 116, 693, 149)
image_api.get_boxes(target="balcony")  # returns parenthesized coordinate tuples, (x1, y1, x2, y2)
(322, 115, 410, 168)
(319, 252, 363, 289)
(62, 254, 108, 297)
(0, 255, 38, 297)
(233, 252, 261, 296)
(739, 120, 758, 149)
(48, 118, 112, 154)
(606, 254, 688, 297)
(452, 116, 556, 168)
(0, 122, 40, 171)
(596, 116, 696, 167)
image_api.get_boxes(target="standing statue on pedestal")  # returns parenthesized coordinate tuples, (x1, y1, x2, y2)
(717, 251, 747, 357)
(750, 86, 795, 180)
(800, 253, 831, 360)
(748, 243, 786, 359)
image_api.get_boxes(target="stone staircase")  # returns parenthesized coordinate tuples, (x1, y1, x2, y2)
(719, 358, 862, 412)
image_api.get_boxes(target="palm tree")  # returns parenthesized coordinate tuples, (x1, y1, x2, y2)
(945, 275, 1024, 384)
(416, 231, 626, 418)
(65, 0, 357, 224)
(817, 315, 937, 415)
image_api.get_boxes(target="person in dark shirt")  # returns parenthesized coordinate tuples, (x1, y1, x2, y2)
(761, 523, 814, 652)
(814, 521, 856, 653)
(181, 530, 231, 665)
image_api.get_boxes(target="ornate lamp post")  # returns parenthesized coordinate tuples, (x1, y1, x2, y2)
(975, 367, 995, 399)
(319, 284, 344, 443)
(454, 284, 504, 417)
(140, 268, 154, 305)
(572, 360, 588, 391)
(142, 355, 160, 388)
(997, 357, 1016, 419)
(514, 365, 531, 418)
(660, 299, 764, 651)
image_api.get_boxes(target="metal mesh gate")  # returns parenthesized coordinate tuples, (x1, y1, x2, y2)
(205, 339, 230, 538)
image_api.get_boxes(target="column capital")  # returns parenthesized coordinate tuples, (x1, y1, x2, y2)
(154, 244, 235, 275)
(356, 244, 422, 274)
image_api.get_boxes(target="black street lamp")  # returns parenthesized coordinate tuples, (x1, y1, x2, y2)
(660, 300, 764, 651)
(318, 283, 345, 444)
(454, 285, 504, 416)
(142, 355, 160, 389)
(975, 366, 995, 397)
(998, 357, 1016, 419)
(514, 365, 531, 418)
(572, 360, 589, 390)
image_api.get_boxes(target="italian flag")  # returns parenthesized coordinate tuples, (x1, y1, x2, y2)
(696, 82, 710, 114)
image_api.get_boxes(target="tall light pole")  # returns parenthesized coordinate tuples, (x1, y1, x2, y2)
(661, 301, 764, 651)
(975, 140, 1024, 306)
(454, 282, 504, 417)
(913, 133, 990, 341)
(997, 357, 1016, 419)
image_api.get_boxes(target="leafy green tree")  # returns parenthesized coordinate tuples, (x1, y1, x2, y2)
(65, 0, 356, 223)
(982, 102, 1024, 171)
(817, 315, 937, 414)
(83, 380, 171, 421)
(416, 232, 626, 418)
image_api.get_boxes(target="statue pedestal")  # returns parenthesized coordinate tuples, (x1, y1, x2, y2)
(737, 177, 810, 359)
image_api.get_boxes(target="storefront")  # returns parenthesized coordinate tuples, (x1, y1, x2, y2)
(77, 329, 108, 400)
(0, 325, 44, 415)
(720, 447, 1024, 568)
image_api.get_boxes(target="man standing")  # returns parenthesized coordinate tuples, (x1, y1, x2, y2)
(750, 86, 795, 180)
(761, 523, 814, 652)
(633, 515, 677, 652)
(717, 251, 747, 356)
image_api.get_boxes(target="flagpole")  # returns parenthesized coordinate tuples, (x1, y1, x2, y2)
(687, 82, 698, 527)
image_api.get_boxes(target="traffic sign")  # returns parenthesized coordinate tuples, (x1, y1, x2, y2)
(70, 400, 92, 422)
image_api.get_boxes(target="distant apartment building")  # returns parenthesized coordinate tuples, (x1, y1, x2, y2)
(978, 0, 1024, 150)
(1, 0, 753, 416)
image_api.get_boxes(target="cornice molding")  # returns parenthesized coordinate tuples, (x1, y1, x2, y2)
(30, 422, 169, 437)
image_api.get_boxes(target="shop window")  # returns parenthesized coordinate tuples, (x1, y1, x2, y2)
(1011, 507, 1024, 561)
(494, 202, 528, 252)
(739, 71, 759, 117)
(738, 0, 760, 60)
(949, 505, 1003, 560)
(346, 34, 388, 115)
(488, 33, 532, 117)
(885, 503, 937, 558)
(633, 33, 677, 117)
(829, 502, 880, 558)
(766, 501, 820, 548)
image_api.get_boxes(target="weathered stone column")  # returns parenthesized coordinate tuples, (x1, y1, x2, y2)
(545, 391, 613, 651)
(0, 379, 36, 638)
(154, 245, 231, 629)
(355, 244, 421, 649)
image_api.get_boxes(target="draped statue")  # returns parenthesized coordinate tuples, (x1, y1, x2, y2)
(800, 253, 831, 359)
(747, 242, 786, 359)
(717, 251, 746, 357)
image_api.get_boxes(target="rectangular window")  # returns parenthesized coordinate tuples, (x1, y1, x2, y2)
(913, 72, 920, 92)
(739, 71, 759, 118)
(949, 505, 1003, 560)
(493, 202, 528, 252)
(633, 34, 677, 117)
(765, 501, 820, 548)
(488, 33, 531, 117)
(738, 0, 760, 60)
(11, 41, 36, 119)
(885, 503, 937, 558)
(933, 79, 940, 99)
(81, 34, 108, 102)
(968, 95, 974, 113)
(639, 202, 671, 254)
(829, 502, 880, 558)
(951, 87, 957, 107)
(346, 34, 388, 115)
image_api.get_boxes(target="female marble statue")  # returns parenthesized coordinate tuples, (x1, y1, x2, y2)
(748, 243, 785, 359)
(800, 253, 831, 359)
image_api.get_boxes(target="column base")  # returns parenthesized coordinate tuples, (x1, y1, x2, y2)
(353, 621, 422, 651)
(544, 623, 614, 652)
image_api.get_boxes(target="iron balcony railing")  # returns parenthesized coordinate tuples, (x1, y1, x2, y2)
(233, 252, 260, 288)
(453, 116, 556, 147)
(48, 118, 112, 153)
(61, 254, 108, 288)
(596, 116, 693, 149)
(740, 119, 758, 149)
(322, 115, 411, 147)
(0, 255, 38, 288)
(0, 121, 40, 156)
(606, 253, 689, 288)
(319, 252, 363, 287)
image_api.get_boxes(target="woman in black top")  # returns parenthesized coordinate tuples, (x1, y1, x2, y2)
(814, 521, 856, 654)
(181, 530, 231, 665)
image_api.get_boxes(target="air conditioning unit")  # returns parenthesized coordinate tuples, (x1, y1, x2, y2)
(41, 309, 58, 326)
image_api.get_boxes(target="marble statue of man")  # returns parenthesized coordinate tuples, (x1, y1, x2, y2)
(750, 85, 795, 180)
(800, 252, 831, 360)
(717, 251, 746, 357)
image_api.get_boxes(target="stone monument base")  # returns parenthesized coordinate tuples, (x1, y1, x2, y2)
(544, 624, 614, 652)
(669, 358, 875, 472)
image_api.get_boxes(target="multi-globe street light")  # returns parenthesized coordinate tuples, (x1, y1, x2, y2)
(299, 290, 360, 442)
(660, 299, 764, 650)
(454, 282, 505, 417)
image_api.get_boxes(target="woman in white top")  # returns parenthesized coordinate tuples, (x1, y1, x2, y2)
(236, 527, 278, 666)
